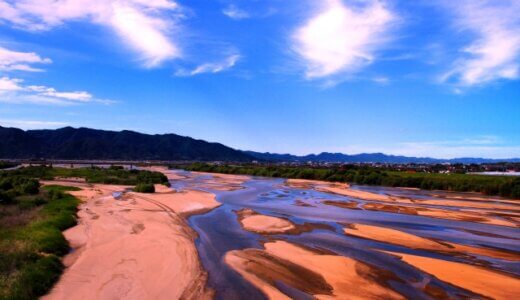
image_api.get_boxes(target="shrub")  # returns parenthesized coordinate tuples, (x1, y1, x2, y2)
(134, 183, 155, 193)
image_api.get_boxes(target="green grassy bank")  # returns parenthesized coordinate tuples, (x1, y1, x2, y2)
(0, 181, 80, 300)
(0, 165, 170, 299)
(8, 165, 170, 187)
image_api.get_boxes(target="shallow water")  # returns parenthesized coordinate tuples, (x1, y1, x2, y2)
(173, 171, 520, 299)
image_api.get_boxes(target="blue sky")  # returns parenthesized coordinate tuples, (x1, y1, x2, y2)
(0, 0, 519, 158)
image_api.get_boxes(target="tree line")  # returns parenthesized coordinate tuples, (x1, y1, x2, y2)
(175, 163, 520, 199)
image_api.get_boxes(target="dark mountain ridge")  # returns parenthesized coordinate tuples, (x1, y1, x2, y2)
(0, 126, 253, 161)
(1, 126, 518, 163)
(244, 151, 520, 164)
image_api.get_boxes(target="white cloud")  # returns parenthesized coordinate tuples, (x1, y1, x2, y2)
(0, 0, 182, 67)
(293, 0, 395, 79)
(0, 46, 52, 72)
(0, 76, 110, 105)
(395, 140, 520, 159)
(372, 76, 390, 85)
(26, 85, 92, 102)
(0, 76, 23, 91)
(441, 0, 520, 86)
(175, 54, 240, 76)
(314, 136, 520, 159)
(222, 5, 250, 20)
(0, 119, 69, 129)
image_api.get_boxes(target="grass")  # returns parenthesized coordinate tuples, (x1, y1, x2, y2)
(0, 185, 80, 300)
(9, 166, 170, 186)
(0, 162, 17, 170)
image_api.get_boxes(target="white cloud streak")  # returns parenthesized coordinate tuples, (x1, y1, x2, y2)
(0, 119, 69, 129)
(222, 5, 250, 20)
(337, 136, 520, 159)
(175, 54, 240, 76)
(0, 76, 112, 105)
(0, 46, 52, 72)
(441, 0, 520, 86)
(0, 0, 182, 67)
(293, 0, 396, 79)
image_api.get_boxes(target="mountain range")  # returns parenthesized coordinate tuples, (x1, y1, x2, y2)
(243, 151, 520, 164)
(0, 126, 518, 164)
(0, 126, 251, 161)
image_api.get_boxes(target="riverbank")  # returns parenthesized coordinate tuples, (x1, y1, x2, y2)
(174, 163, 520, 199)
(42, 178, 220, 300)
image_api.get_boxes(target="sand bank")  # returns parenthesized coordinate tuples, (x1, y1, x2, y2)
(190, 172, 249, 191)
(146, 166, 189, 180)
(236, 209, 334, 235)
(323, 199, 518, 227)
(345, 224, 520, 261)
(387, 252, 520, 300)
(42, 182, 219, 300)
(225, 240, 404, 299)
(236, 208, 296, 234)
(417, 198, 520, 212)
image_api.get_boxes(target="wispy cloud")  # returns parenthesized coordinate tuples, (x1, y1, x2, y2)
(315, 136, 519, 159)
(292, 0, 396, 80)
(0, 119, 69, 129)
(372, 76, 390, 85)
(222, 5, 249, 20)
(0, 76, 114, 105)
(0, 46, 52, 72)
(175, 54, 240, 76)
(440, 0, 520, 87)
(0, 0, 183, 67)
(348, 136, 519, 159)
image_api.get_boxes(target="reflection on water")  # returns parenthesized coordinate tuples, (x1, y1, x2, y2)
(172, 171, 520, 299)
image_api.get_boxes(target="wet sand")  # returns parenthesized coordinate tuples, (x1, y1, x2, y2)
(322, 195, 519, 227)
(42, 171, 520, 299)
(388, 252, 520, 300)
(192, 172, 249, 191)
(345, 223, 520, 261)
(42, 181, 219, 300)
(225, 240, 404, 299)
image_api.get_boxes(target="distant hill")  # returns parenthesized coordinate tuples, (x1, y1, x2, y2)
(244, 151, 520, 164)
(1, 126, 518, 163)
(0, 126, 253, 161)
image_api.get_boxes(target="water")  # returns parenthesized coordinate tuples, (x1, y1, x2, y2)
(171, 172, 520, 299)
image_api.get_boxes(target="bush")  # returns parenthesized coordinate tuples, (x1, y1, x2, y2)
(0, 180, 80, 300)
(9, 255, 64, 299)
(134, 183, 155, 193)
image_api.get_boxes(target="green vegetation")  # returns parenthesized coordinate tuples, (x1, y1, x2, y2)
(134, 183, 155, 193)
(1, 177, 80, 299)
(0, 162, 17, 170)
(7, 165, 170, 186)
(0, 165, 169, 299)
(176, 163, 520, 199)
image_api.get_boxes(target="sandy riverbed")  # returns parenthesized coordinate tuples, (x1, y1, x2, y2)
(225, 240, 405, 299)
(387, 252, 520, 300)
(345, 224, 520, 261)
(42, 180, 220, 300)
(289, 178, 519, 227)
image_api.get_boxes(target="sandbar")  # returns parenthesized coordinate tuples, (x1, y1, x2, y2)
(387, 252, 520, 300)
(42, 182, 219, 300)
(225, 240, 404, 299)
(236, 208, 296, 234)
(345, 224, 520, 261)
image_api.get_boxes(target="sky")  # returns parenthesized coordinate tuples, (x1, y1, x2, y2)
(0, 0, 519, 159)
